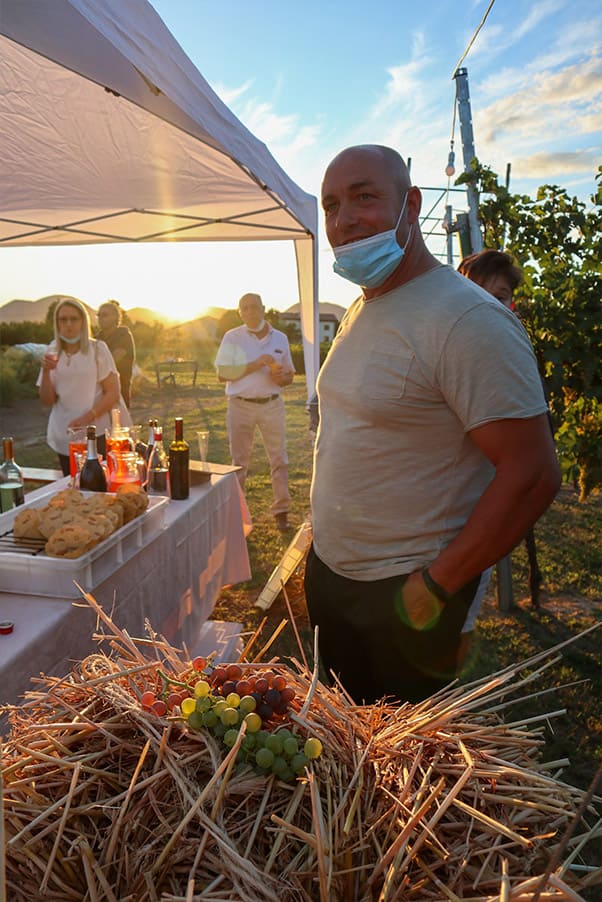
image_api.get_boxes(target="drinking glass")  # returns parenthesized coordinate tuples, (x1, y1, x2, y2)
(67, 427, 88, 482)
(197, 430, 210, 469)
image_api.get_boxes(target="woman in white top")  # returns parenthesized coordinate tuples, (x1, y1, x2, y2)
(38, 298, 121, 475)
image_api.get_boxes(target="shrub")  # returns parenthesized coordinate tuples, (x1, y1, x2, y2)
(0, 349, 40, 406)
(290, 342, 331, 374)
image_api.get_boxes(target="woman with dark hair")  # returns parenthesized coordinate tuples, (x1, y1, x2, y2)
(457, 249, 523, 309)
(37, 298, 123, 475)
(458, 249, 552, 614)
(97, 300, 136, 407)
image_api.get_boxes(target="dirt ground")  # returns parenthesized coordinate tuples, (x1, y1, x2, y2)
(4, 396, 49, 452)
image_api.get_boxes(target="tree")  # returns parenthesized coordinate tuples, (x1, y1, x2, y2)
(457, 161, 602, 498)
(216, 309, 240, 340)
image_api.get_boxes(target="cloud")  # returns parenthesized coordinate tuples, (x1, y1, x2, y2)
(514, 0, 565, 41)
(512, 148, 601, 178)
(371, 31, 431, 118)
(212, 79, 254, 107)
(477, 55, 602, 144)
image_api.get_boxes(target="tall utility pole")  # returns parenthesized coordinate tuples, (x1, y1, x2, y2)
(454, 67, 482, 254)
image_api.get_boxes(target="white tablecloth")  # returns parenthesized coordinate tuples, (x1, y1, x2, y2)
(0, 473, 252, 710)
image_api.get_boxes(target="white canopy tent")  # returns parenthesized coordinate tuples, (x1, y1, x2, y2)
(0, 0, 319, 395)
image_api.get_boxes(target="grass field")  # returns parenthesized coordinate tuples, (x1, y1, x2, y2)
(14, 365, 602, 810)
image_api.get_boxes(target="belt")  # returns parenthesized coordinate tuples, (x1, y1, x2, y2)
(235, 394, 279, 404)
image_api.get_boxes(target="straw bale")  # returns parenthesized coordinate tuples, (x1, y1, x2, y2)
(1, 591, 600, 901)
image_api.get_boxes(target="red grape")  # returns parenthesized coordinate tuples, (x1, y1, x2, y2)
(280, 687, 296, 704)
(265, 688, 281, 708)
(211, 667, 227, 686)
(225, 663, 243, 681)
(257, 703, 274, 722)
(272, 675, 287, 692)
(254, 677, 269, 695)
(235, 679, 252, 697)
(192, 655, 207, 672)
(151, 699, 167, 716)
(166, 692, 182, 710)
(140, 690, 156, 709)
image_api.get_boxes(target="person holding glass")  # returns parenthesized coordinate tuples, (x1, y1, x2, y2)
(37, 297, 126, 476)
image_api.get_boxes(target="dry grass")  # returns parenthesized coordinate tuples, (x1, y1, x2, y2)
(1, 589, 601, 901)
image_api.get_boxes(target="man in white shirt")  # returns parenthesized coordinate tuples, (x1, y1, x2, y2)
(215, 293, 295, 531)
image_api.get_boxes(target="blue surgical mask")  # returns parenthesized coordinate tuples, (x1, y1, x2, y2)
(59, 333, 81, 344)
(332, 193, 411, 288)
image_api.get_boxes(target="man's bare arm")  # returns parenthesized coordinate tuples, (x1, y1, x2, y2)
(428, 413, 560, 593)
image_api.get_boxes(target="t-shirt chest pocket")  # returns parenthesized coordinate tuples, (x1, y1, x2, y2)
(363, 347, 414, 400)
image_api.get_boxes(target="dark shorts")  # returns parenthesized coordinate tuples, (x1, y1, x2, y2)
(304, 544, 480, 705)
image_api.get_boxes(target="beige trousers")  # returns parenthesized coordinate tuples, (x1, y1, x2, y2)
(227, 396, 290, 516)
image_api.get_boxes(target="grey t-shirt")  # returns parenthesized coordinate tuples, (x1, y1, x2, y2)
(310, 266, 548, 581)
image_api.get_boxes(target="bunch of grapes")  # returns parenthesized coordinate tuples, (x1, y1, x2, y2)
(139, 657, 323, 784)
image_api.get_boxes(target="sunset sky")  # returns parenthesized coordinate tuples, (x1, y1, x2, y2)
(1, 0, 600, 320)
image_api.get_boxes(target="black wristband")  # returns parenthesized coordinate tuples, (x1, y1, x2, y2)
(422, 567, 453, 604)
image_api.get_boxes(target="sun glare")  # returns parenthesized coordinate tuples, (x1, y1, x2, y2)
(1, 240, 302, 323)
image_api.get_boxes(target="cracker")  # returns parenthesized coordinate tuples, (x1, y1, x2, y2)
(39, 507, 89, 539)
(13, 508, 45, 541)
(45, 524, 96, 559)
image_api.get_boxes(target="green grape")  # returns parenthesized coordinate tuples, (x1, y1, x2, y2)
(239, 695, 257, 714)
(272, 755, 289, 778)
(187, 711, 204, 731)
(221, 706, 240, 727)
(244, 712, 262, 733)
(181, 697, 196, 717)
(223, 728, 239, 748)
(213, 699, 228, 716)
(255, 730, 269, 747)
(290, 752, 309, 775)
(255, 747, 275, 770)
(193, 679, 211, 698)
(201, 709, 218, 728)
(195, 696, 212, 713)
(265, 733, 283, 755)
(213, 722, 227, 738)
(241, 734, 257, 752)
(282, 736, 299, 758)
(225, 692, 241, 708)
(304, 737, 323, 759)
(276, 727, 293, 742)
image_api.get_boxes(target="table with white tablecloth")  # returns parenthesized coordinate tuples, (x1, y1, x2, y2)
(0, 472, 252, 710)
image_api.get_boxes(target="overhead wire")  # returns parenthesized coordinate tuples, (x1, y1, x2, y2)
(451, 0, 497, 79)
(445, 0, 497, 208)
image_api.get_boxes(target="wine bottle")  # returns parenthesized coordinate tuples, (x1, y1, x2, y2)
(147, 425, 169, 495)
(169, 417, 190, 500)
(0, 436, 25, 513)
(79, 425, 108, 493)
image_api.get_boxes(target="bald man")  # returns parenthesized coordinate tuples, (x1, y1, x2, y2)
(305, 145, 560, 704)
(215, 292, 295, 530)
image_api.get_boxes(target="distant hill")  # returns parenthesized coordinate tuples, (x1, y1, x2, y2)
(166, 316, 219, 342)
(284, 301, 347, 321)
(0, 295, 95, 323)
(0, 297, 179, 326)
(125, 307, 179, 326)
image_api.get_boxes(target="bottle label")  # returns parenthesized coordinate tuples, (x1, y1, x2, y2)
(0, 482, 25, 513)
